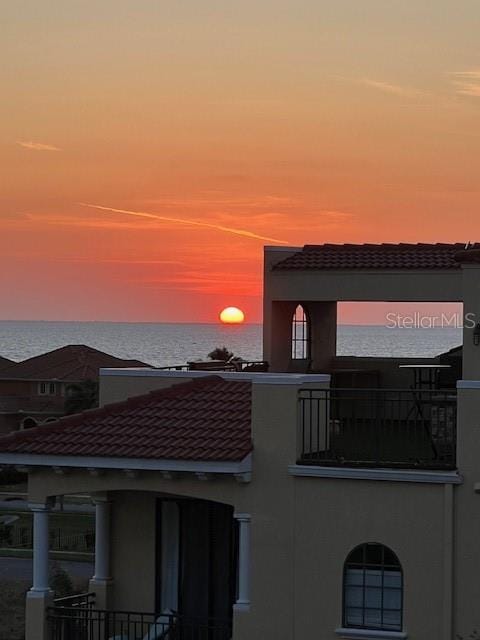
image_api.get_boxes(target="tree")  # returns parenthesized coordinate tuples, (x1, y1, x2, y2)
(64, 379, 99, 415)
(208, 346, 235, 362)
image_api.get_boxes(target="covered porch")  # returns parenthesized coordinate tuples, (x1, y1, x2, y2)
(29, 489, 251, 640)
(0, 374, 255, 640)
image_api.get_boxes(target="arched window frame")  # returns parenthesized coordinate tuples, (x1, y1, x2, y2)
(291, 304, 310, 360)
(343, 542, 403, 633)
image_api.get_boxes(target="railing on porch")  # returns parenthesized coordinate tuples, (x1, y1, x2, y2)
(49, 594, 96, 640)
(53, 592, 96, 609)
(47, 605, 232, 640)
(298, 388, 457, 469)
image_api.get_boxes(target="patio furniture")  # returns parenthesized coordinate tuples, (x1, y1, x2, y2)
(399, 363, 452, 391)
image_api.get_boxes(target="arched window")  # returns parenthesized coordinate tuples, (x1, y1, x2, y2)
(343, 543, 403, 632)
(21, 417, 38, 430)
(291, 305, 310, 360)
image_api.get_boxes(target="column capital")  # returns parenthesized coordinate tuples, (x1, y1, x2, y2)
(234, 512, 251, 522)
(28, 498, 55, 512)
(92, 493, 112, 505)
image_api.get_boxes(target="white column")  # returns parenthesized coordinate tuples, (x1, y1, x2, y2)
(29, 503, 51, 594)
(161, 501, 179, 613)
(234, 513, 251, 611)
(93, 498, 111, 582)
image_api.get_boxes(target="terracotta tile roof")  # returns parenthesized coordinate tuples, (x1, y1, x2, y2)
(273, 243, 480, 271)
(0, 345, 150, 381)
(0, 376, 252, 462)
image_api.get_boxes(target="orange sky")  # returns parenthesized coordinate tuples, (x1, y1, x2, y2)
(2, 2, 480, 323)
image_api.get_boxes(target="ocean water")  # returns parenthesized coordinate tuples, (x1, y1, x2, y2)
(0, 321, 462, 367)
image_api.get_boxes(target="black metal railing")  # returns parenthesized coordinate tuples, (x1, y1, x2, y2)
(53, 592, 96, 609)
(298, 388, 457, 469)
(48, 606, 232, 640)
(0, 524, 94, 553)
(49, 595, 96, 640)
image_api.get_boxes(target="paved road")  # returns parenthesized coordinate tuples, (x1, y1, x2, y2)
(0, 557, 94, 581)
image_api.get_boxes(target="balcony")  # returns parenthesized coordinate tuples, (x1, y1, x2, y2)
(298, 388, 457, 470)
(48, 594, 232, 640)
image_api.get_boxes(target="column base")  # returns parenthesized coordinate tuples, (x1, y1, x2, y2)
(25, 590, 53, 640)
(89, 578, 114, 610)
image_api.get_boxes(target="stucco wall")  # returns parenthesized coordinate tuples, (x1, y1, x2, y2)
(293, 477, 448, 639)
(25, 374, 466, 640)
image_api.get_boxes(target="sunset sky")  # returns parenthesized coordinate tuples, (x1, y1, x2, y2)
(2, 1, 480, 323)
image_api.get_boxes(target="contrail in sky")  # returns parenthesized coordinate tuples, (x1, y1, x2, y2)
(79, 203, 290, 244)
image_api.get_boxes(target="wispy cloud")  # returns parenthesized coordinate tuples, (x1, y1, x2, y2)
(79, 203, 290, 244)
(133, 270, 262, 296)
(51, 257, 182, 265)
(450, 70, 480, 97)
(360, 78, 422, 98)
(16, 141, 61, 152)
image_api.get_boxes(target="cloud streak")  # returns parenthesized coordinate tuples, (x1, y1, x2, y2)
(450, 70, 480, 97)
(16, 141, 61, 152)
(79, 203, 290, 244)
(360, 78, 422, 98)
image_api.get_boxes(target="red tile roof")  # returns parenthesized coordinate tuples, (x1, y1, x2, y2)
(0, 376, 252, 462)
(0, 345, 150, 381)
(273, 243, 480, 271)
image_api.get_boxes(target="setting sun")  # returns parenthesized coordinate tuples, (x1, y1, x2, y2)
(219, 307, 245, 324)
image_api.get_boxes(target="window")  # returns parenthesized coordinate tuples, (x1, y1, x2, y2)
(292, 305, 310, 360)
(343, 543, 403, 632)
(21, 417, 38, 430)
(38, 382, 56, 395)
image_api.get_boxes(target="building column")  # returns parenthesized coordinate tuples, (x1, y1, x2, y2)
(234, 513, 251, 611)
(25, 501, 54, 640)
(89, 497, 113, 609)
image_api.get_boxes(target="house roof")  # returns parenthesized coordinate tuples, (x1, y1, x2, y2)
(0, 376, 252, 462)
(0, 345, 150, 381)
(273, 243, 480, 271)
(0, 356, 13, 368)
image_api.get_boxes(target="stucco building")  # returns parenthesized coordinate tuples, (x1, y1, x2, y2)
(1, 242, 480, 640)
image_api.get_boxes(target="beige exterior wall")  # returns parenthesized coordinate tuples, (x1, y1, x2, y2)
(99, 371, 192, 406)
(452, 387, 480, 637)
(293, 478, 449, 639)
(26, 370, 467, 639)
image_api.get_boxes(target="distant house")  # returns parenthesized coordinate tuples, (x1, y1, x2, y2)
(0, 344, 149, 433)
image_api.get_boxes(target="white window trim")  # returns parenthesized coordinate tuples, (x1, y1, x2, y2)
(335, 628, 408, 639)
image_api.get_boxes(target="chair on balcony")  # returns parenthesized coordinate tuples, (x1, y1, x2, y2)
(109, 609, 175, 640)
